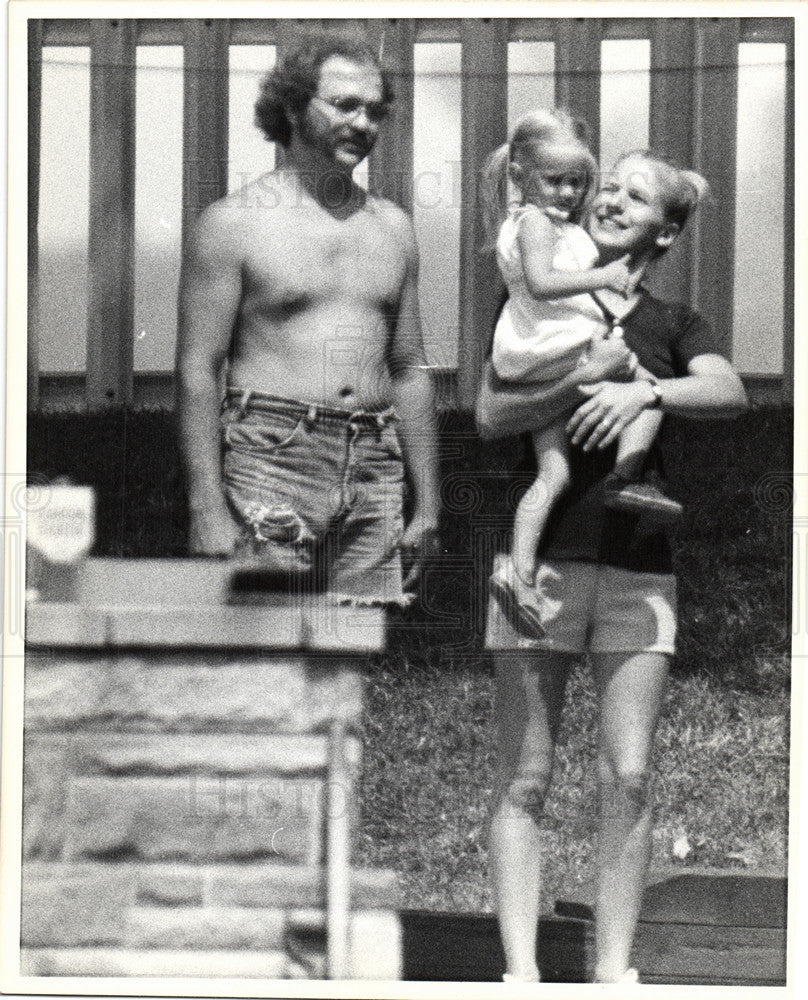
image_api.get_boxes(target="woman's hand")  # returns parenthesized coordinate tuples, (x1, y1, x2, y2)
(577, 334, 637, 384)
(567, 380, 656, 451)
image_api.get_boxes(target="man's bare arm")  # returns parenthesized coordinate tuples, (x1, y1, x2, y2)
(475, 335, 636, 439)
(386, 211, 440, 588)
(176, 202, 244, 555)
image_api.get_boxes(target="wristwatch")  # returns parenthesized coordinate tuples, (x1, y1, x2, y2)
(646, 377, 663, 409)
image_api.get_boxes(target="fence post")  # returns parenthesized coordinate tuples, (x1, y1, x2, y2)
(87, 19, 136, 409)
(555, 18, 602, 160)
(648, 19, 696, 307)
(28, 19, 42, 411)
(181, 19, 230, 254)
(692, 19, 740, 364)
(782, 21, 794, 405)
(457, 18, 508, 410)
(367, 18, 415, 213)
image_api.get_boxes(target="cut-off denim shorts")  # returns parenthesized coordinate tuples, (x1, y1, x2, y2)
(221, 390, 407, 606)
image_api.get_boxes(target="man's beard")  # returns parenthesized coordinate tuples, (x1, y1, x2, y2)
(299, 109, 373, 168)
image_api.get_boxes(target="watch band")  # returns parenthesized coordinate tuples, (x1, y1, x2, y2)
(647, 378, 663, 409)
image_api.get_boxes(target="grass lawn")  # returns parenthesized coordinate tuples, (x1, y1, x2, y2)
(358, 656, 788, 913)
(28, 405, 793, 913)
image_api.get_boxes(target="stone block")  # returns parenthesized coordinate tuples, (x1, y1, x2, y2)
(20, 947, 288, 978)
(135, 865, 205, 906)
(24, 655, 111, 728)
(109, 606, 302, 649)
(22, 735, 70, 859)
(207, 864, 401, 909)
(25, 604, 108, 646)
(77, 557, 230, 608)
(21, 863, 136, 946)
(63, 776, 323, 864)
(107, 603, 383, 652)
(67, 731, 361, 775)
(125, 906, 286, 950)
(25, 653, 363, 732)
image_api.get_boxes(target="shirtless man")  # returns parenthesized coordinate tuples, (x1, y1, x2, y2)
(177, 32, 438, 604)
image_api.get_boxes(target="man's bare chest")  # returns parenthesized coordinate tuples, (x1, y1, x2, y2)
(243, 212, 408, 306)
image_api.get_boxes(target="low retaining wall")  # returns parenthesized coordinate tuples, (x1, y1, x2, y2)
(21, 559, 401, 981)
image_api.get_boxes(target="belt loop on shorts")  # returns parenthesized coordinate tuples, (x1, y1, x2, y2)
(236, 389, 252, 418)
(305, 404, 318, 429)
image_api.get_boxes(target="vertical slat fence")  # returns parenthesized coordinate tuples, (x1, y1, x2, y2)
(28, 17, 793, 409)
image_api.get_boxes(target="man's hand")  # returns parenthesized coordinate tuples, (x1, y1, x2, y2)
(398, 511, 440, 592)
(188, 502, 243, 556)
(567, 380, 656, 451)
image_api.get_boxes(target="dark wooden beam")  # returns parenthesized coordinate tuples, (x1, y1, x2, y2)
(87, 19, 136, 408)
(507, 19, 555, 42)
(648, 18, 696, 306)
(181, 19, 230, 254)
(741, 18, 793, 43)
(692, 18, 740, 363)
(41, 19, 90, 46)
(601, 18, 653, 41)
(457, 18, 508, 409)
(367, 19, 415, 213)
(136, 19, 185, 45)
(782, 23, 794, 404)
(28, 19, 43, 411)
(555, 19, 602, 160)
(415, 19, 461, 44)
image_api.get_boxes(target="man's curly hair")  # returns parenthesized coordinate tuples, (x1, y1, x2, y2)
(255, 30, 394, 147)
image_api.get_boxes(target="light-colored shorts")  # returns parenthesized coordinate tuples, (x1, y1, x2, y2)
(486, 555, 677, 655)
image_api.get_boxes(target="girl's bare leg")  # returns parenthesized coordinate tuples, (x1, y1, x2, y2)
(613, 409, 663, 481)
(614, 410, 662, 480)
(489, 650, 575, 981)
(590, 650, 670, 983)
(512, 422, 571, 585)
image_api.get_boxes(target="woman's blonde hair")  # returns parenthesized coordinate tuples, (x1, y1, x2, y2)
(480, 107, 597, 250)
(614, 150, 711, 235)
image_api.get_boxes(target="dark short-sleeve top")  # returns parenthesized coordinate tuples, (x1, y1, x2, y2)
(525, 288, 723, 573)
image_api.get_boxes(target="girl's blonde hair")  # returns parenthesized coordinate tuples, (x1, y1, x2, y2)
(480, 107, 597, 250)
(614, 150, 710, 236)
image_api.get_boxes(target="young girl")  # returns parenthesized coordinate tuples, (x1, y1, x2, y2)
(482, 109, 681, 637)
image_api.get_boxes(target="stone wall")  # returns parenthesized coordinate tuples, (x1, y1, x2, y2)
(20, 562, 401, 981)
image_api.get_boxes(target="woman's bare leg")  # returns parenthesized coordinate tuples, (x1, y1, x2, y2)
(590, 650, 671, 983)
(489, 650, 575, 980)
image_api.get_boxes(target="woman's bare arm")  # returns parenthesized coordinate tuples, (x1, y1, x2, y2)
(567, 353, 749, 451)
(475, 336, 637, 439)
